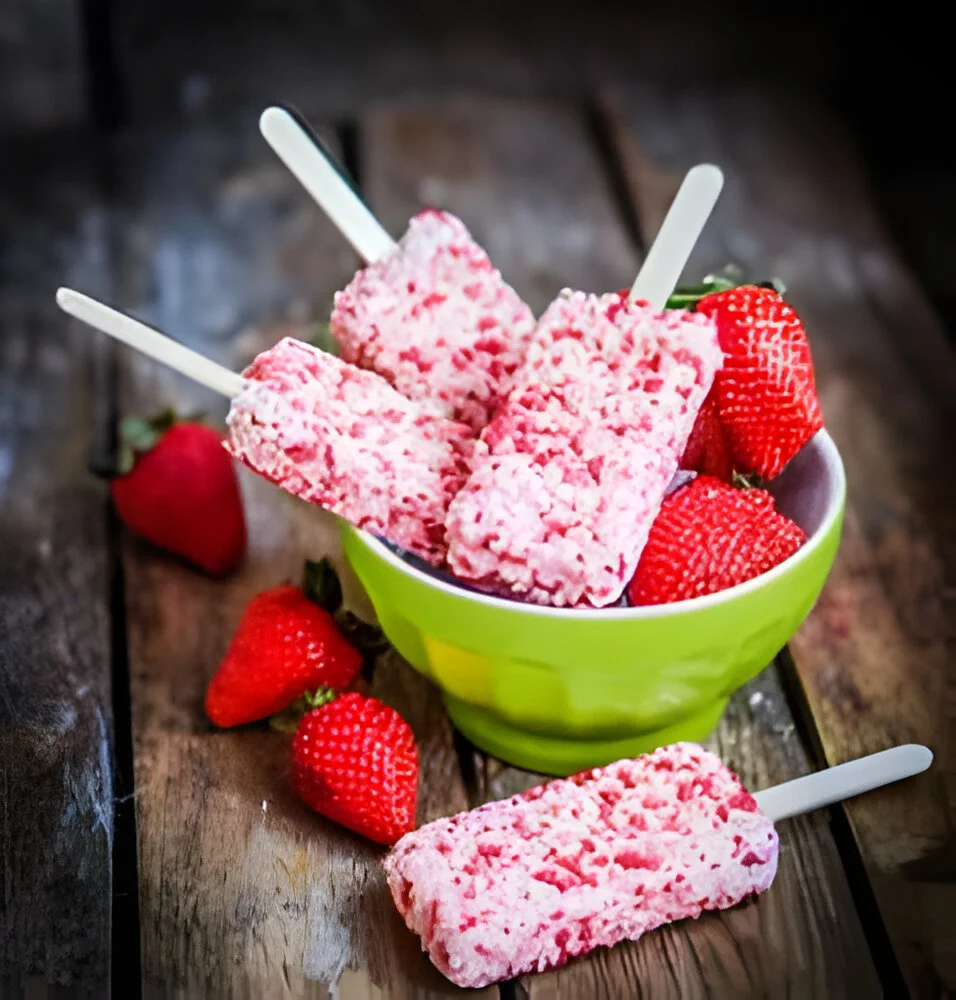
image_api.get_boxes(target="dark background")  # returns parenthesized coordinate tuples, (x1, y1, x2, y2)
(1, 0, 954, 331)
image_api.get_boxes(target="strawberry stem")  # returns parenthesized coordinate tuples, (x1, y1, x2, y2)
(304, 686, 337, 709)
(732, 470, 766, 490)
(268, 687, 338, 733)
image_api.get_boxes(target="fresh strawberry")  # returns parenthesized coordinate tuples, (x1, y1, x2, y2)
(696, 286, 823, 480)
(205, 584, 362, 727)
(110, 409, 246, 576)
(628, 476, 806, 605)
(680, 388, 734, 481)
(290, 691, 418, 846)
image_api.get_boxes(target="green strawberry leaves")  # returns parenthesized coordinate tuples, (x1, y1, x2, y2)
(268, 686, 338, 733)
(114, 407, 206, 476)
(665, 264, 786, 311)
(309, 322, 340, 356)
(303, 557, 344, 613)
(732, 470, 767, 491)
(303, 558, 390, 677)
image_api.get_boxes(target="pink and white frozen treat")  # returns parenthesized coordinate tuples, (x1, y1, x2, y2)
(226, 337, 472, 565)
(444, 291, 722, 607)
(330, 210, 536, 431)
(384, 742, 778, 989)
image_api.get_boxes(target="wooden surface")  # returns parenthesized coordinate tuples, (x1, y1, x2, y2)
(108, 1, 836, 124)
(361, 100, 881, 999)
(108, 118, 480, 998)
(604, 84, 956, 996)
(0, 139, 113, 994)
(2, 84, 955, 999)
(0, 0, 85, 129)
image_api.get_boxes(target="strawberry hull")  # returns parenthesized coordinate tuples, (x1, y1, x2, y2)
(383, 742, 779, 988)
(331, 210, 536, 432)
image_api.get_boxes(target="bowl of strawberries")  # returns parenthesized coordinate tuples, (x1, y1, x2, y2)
(342, 278, 845, 775)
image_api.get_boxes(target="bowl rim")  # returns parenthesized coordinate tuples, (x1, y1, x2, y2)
(348, 430, 846, 620)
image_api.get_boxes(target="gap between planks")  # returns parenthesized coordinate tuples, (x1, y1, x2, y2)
(108, 114, 484, 998)
(360, 96, 880, 999)
(600, 80, 956, 996)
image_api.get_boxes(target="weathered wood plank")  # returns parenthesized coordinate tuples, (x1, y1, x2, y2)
(111, 1, 836, 124)
(0, 0, 85, 129)
(361, 99, 881, 998)
(0, 139, 113, 995)
(110, 116, 476, 997)
(606, 81, 956, 996)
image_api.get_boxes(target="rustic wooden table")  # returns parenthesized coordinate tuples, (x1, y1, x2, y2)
(1, 87, 954, 999)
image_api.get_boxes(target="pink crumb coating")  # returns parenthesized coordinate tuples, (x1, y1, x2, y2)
(383, 742, 778, 989)
(330, 209, 536, 431)
(225, 337, 473, 564)
(444, 290, 723, 607)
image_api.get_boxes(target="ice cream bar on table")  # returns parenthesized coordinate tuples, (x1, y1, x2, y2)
(225, 337, 473, 565)
(384, 742, 777, 989)
(331, 210, 536, 432)
(444, 290, 723, 607)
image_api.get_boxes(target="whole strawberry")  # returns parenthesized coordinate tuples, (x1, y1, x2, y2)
(205, 583, 361, 727)
(110, 409, 246, 576)
(696, 286, 823, 481)
(290, 691, 418, 846)
(680, 388, 733, 481)
(628, 476, 806, 605)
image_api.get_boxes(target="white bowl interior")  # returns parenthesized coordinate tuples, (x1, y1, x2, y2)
(770, 430, 845, 537)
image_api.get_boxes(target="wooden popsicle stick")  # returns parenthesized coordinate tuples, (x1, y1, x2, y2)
(628, 163, 724, 310)
(754, 744, 933, 823)
(259, 106, 397, 264)
(56, 288, 246, 399)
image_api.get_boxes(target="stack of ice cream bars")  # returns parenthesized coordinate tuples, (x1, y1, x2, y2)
(55, 109, 934, 990)
(228, 202, 726, 609)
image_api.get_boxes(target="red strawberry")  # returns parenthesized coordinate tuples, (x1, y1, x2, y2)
(680, 388, 734, 481)
(110, 409, 246, 576)
(290, 691, 418, 846)
(628, 476, 806, 605)
(205, 584, 361, 727)
(696, 286, 823, 480)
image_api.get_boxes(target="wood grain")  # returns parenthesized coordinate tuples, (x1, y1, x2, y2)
(362, 99, 880, 998)
(605, 81, 956, 996)
(109, 1, 836, 125)
(0, 140, 113, 995)
(0, 0, 85, 129)
(110, 116, 477, 998)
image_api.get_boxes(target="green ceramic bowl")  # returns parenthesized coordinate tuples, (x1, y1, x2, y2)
(342, 431, 845, 775)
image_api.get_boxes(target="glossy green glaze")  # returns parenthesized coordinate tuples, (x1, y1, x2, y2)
(341, 432, 846, 775)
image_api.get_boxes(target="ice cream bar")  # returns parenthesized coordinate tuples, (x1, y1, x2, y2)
(384, 742, 778, 989)
(330, 210, 536, 432)
(225, 337, 473, 564)
(444, 290, 723, 607)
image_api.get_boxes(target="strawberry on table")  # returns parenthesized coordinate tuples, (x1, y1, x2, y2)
(205, 579, 362, 728)
(627, 475, 806, 606)
(696, 286, 823, 481)
(290, 691, 418, 846)
(110, 409, 246, 576)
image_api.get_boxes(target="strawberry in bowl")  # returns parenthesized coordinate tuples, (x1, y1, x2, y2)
(338, 276, 844, 774)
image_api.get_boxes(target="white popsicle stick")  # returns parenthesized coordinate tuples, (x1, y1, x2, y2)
(260, 106, 397, 264)
(628, 164, 724, 310)
(57, 288, 246, 399)
(754, 744, 933, 823)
